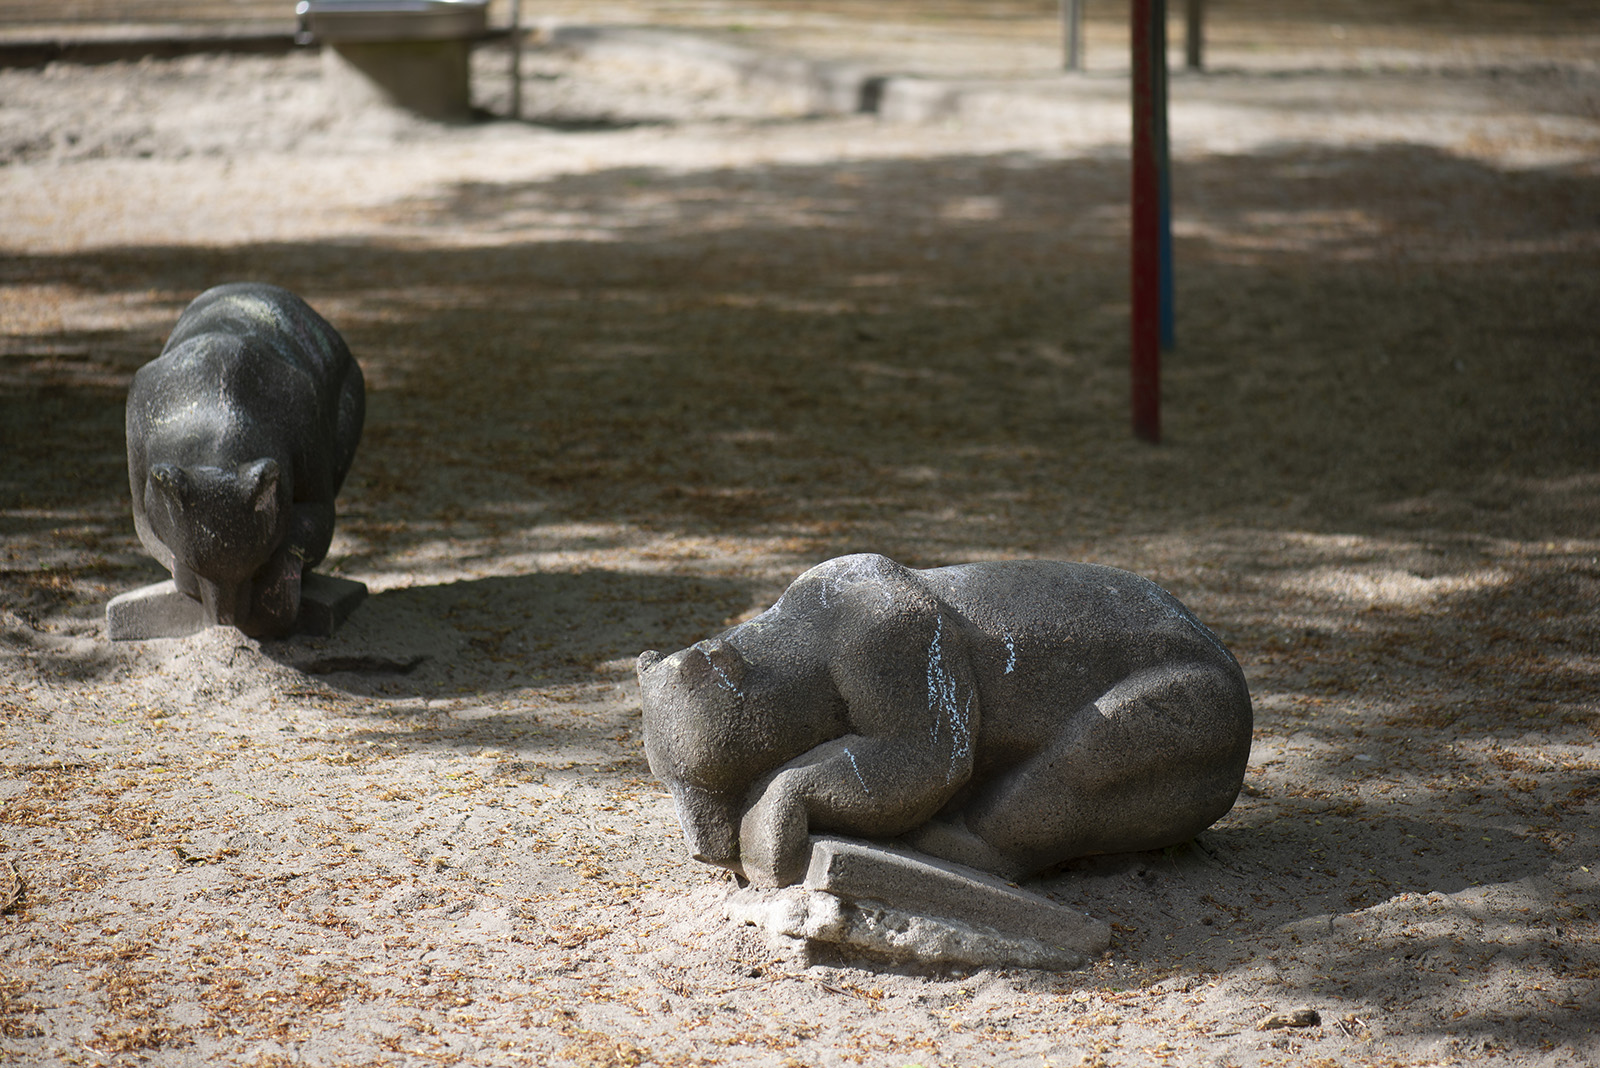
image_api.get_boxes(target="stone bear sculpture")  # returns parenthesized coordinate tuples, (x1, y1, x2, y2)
(126, 282, 364, 638)
(637, 553, 1253, 888)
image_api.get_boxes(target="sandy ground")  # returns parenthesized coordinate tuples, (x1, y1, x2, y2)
(2, 3, 1599, 1066)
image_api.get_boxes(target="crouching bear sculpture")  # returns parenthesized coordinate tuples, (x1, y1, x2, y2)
(125, 282, 364, 638)
(637, 554, 1253, 888)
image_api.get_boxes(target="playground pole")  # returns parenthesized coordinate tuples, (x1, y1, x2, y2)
(508, 0, 522, 119)
(1155, 1, 1174, 352)
(1130, 0, 1166, 443)
(1185, 0, 1204, 70)
(1062, 0, 1084, 70)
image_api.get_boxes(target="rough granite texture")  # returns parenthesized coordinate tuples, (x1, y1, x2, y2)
(723, 835, 1111, 970)
(104, 579, 208, 641)
(803, 835, 1110, 955)
(637, 553, 1254, 888)
(124, 282, 364, 638)
(727, 887, 1098, 972)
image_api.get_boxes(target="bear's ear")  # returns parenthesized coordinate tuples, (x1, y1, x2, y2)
(242, 459, 280, 517)
(149, 463, 190, 505)
(636, 649, 664, 681)
(685, 638, 746, 695)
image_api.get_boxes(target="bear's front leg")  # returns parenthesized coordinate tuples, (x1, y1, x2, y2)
(739, 768, 812, 888)
(241, 540, 302, 638)
(285, 500, 335, 571)
(738, 736, 964, 887)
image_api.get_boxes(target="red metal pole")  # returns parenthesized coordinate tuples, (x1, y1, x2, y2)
(1130, 0, 1161, 443)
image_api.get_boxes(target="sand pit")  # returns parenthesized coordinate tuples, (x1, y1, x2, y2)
(2, 2, 1598, 1064)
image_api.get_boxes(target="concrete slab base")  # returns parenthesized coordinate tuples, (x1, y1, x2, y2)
(296, 573, 369, 637)
(725, 835, 1110, 971)
(106, 572, 367, 641)
(324, 38, 473, 121)
(105, 579, 208, 641)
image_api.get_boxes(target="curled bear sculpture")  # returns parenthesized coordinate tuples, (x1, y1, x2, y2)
(637, 554, 1253, 888)
(125, 282, 364, 638)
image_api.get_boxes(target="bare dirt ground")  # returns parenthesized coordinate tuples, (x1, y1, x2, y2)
(2, 2, 1599, 1066)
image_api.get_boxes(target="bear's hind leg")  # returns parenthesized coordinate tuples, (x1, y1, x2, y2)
(943, 663, 1251, 879)
(902, 818, 1033, 881)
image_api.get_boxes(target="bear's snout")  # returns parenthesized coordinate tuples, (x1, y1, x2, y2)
(669, 781, 742, 871)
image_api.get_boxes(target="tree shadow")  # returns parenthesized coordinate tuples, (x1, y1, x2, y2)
(1032, 805, 1571, 1052)
(4, 143, 1596, 753)
(256, 567, 754, 699)
(5, 144, 1595, 564)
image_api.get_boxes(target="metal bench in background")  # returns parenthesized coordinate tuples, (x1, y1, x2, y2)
(295, 0, 491, 121)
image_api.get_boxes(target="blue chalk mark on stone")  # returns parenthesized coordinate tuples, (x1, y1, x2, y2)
(926, 617, 951, 742)
(925, 617, 973, 780)
(693, 641, 744, 697)
(844, 747, 872, 797)
(710, 664, 741, 695)
(1004, 632, 1017, 674)
(809, 556, 898, 611)
(952, 693, 973, 779)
